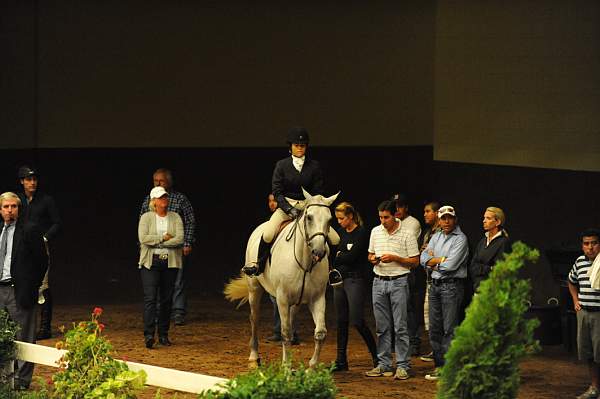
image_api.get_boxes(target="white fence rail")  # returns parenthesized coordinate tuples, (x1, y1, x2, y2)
(15, 341, 228, 394)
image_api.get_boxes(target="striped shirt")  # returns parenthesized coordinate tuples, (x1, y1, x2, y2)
(368, 220, 420, 277)
(568, 255, 600, 310)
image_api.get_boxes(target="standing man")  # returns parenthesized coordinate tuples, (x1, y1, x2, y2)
(420, 200, 441, 362)
(392, 193, 424, 356)
(140, 168, 195, 326)
(0, 192, 48, 389)
(420, 205, 469, 381)
(568, 228, 600, 399)
(16, 166, 61, 340)
(365, 200, 420, 380)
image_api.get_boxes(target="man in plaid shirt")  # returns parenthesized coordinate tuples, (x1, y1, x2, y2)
(140, 168, 195, 325)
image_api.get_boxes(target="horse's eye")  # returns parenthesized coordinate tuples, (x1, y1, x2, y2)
(306, 215, 313, 222)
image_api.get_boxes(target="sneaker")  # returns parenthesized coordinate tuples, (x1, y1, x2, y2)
(394, 368, 409, 380)
(420, 351, 434, 362)
(365, 366, 394, 377)
(577, 385, 600, 399)
(425, 368, 441, 381)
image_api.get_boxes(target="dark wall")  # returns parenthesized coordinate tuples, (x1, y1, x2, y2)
(435, 161, 600, 304)
(3, 147, 598, 306)
(0, 146, 434, 304)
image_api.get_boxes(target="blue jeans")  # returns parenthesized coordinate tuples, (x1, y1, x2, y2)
(372, 276, 410, 371)
(428, 279, 464, 367)
(171, 255, 188, 317)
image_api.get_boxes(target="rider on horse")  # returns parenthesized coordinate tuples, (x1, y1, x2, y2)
(242, 127, 340, 276)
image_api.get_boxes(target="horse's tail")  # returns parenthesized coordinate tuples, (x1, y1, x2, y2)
(224, 274, 249, 308)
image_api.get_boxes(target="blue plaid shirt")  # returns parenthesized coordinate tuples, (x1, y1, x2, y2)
(139, 190, 196, 247)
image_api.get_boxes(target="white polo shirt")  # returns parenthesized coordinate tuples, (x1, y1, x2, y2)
(368, 219, 420, 277)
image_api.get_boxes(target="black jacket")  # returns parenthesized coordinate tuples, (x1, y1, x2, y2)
(333, 225, 369, 277)
(271, 157, 324, 214)
(10, 220, 48, 309)
(469, 233, 510, 291)
(17, 192, 61, 241)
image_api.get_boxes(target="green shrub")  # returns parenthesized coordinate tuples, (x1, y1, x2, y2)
(0, 309, 19, 385)
(198, 362, 337, 399)
(437, 241, 541, 399)
(51, 307, 146, 398)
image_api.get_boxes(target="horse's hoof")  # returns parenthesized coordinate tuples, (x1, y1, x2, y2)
(248, 359, 260, 369)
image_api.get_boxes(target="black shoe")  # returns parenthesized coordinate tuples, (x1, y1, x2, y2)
(291, 335, 300, 345)
(332, 361, 348, 372)
(242, 264, 258, 276)
(159, 336, 172, 346)
(173, 315, 185, 326)
(145, 335, 155, 349)
(36, 330, 51, 340)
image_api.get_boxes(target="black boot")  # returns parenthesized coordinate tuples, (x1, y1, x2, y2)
(333, 324, 349, 372)
(356, 322, 378, 368)
(36, 289, 52, 340)
(242, 236, 271, 276)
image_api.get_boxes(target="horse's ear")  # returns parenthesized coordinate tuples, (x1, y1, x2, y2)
(323, 191, 340, 206)
(302, 187, 313, 200)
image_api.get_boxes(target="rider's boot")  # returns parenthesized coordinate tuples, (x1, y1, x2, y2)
(333, 324, 349, 372)
(242, 237, 271, 276)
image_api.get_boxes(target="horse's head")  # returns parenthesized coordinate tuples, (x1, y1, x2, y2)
(302, 188, 339, 262)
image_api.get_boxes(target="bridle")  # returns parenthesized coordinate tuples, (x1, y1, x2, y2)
(284, 202, 331, 305)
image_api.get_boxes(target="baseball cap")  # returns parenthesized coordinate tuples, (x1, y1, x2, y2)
(18, 166, 37, 179)
(438, 205, 456, 218)
(150, 186, 168, 199)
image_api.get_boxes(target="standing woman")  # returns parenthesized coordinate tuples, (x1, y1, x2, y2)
(469, 206, 510, 292)
(242, 127, 339, 276)
(331, 202, 378, 371)
(138, 186, 184, 348)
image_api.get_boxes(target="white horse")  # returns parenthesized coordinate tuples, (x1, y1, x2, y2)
(225, 189, 339, 368)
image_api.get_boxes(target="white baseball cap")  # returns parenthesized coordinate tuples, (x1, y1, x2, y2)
(438, 205, 456, 218)
(150, 186, 168, 199)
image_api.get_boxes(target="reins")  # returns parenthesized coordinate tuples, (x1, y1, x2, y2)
(284, 202, 330, 306)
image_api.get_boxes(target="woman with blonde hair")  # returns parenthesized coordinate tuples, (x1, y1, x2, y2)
(331, 201, 377, 371)
(469, 206, 510, 291)
(138, 186, 184, 348)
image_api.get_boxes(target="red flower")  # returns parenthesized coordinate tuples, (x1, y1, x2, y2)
(46, 377, 54, 385)
(98, 323, 105, 332)
(93, 307, 103, 316)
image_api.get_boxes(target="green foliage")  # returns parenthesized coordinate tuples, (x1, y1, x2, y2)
(51, 307, 146, 399)
(0, 378, 50, 398)
(198, 362, 337, 399)
(0, 310, 19, 384)
(437, 241, 541, 399)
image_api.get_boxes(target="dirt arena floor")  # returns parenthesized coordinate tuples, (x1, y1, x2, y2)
(32, 294, 587, 398)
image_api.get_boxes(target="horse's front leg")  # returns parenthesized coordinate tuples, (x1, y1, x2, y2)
(248, 282, 264, 369)
(277, 300, 297, 365)
(308, 293, 327, 368)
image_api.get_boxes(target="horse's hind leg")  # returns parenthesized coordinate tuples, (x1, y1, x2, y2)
(248, 282, 264, 369)
(308, 293, 327, 368)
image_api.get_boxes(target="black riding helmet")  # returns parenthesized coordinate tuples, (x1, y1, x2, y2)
(286, 127, 310, 145)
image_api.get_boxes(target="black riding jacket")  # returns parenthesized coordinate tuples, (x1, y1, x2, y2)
(271, 157, 324, 214)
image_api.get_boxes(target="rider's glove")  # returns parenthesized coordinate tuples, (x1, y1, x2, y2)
(288, 207, 301, 219)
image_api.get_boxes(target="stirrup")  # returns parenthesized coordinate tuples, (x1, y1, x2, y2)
(242, 263, 258, 276)
(328, 269, 343, 287)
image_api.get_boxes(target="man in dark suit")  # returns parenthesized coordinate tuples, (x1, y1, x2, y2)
(0, 192, 48, 389)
